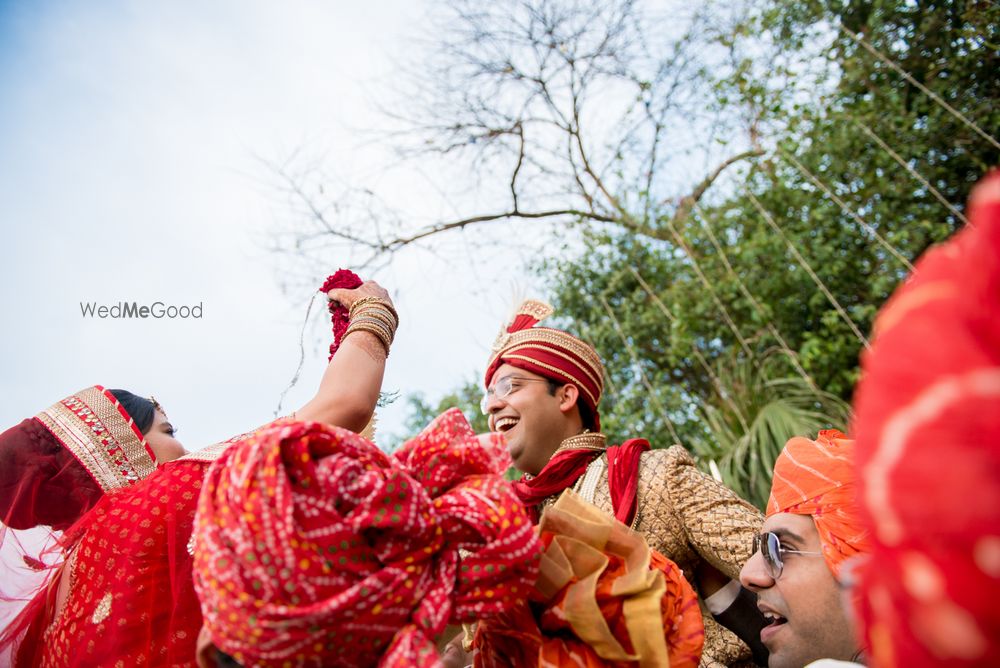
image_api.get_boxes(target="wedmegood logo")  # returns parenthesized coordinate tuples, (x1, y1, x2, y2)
(79, 301, 204, 319)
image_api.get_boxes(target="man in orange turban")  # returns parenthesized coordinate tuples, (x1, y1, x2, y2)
(740, 430, 870, 667)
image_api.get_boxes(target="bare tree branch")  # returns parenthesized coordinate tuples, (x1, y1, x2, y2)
(380, 207, 617, 252)
(666, 148, 765, 225)
(267, 0, 759, 283)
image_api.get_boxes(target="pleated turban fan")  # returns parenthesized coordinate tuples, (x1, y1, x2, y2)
(851, 170, 1000, 666)
(0, 385, 157, 532)
(766, 430, 870, 578)
(193, 408, 543, 668)
(474, 490, 705, 668)
(484, 300, 605, 431)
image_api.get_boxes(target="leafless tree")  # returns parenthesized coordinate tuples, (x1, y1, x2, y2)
(268, 0, 763, 273)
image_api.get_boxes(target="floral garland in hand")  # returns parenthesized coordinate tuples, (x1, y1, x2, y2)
(319, 269, 363, 361)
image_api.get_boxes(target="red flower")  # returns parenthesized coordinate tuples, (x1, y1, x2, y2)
(319, 269, 363, 360)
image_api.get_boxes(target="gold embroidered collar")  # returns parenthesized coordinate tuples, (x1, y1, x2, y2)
(553, 432, 607, 455)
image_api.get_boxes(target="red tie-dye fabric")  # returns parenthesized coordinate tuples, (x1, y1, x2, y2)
(852, 170, 1000, 666)
(194, 408, 542, 667)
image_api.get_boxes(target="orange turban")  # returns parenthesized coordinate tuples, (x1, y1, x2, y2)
(194, 409, 542, 667)
(767, 430, 869, 577)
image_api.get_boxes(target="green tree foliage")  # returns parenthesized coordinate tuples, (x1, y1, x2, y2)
(395, 0, 997, 504)
(692, 354, 851, 508)
(396, 379, 488, 445)
(532, 0, 997, 500)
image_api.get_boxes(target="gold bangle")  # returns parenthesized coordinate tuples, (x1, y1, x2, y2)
(346, 319, 391, 340)
(344, 322, 391, 355)
(349, 297, 398, 322)
(352, 308, 398, 332)
(352, 307, 398, 331)
(349, 316, 394, 344)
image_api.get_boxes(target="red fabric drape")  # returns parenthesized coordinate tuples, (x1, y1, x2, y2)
(4, 457, 211, 667)
(195, 409, 542, 667)
(511, 438, 650, 525)
(511, 448, 600, 521)
(605, 438, 650, 527)
(852, 170, 1000, 667)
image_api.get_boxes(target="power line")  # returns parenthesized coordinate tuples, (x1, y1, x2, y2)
(851, 119, 970, 226)
(629, 266, 752, 433)
(690, 204, 821, 395)
(778, 147, 916, 272)
(659, 216, 757, 359)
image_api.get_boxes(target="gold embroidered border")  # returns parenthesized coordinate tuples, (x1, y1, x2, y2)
(515, 299, 554, 322)
(502, 342, 604, 393)
(36, 386, 155, 492)
(490, 327, 603, 373)
(487, 328, 606, 403)
(502, 353, 601, 409)
(555, 432, 608, 455)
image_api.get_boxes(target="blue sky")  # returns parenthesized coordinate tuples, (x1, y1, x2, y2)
(0, 0, 535, 449)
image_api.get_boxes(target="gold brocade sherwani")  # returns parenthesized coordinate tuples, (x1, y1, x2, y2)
(548, 444, 763, 667)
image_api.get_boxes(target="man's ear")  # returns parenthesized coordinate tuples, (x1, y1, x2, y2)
(557, 384, 580, 414)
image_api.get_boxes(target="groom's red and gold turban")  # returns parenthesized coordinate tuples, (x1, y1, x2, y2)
(485, 300, 604, 430)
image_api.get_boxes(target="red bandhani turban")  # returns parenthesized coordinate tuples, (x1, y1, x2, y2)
(474, 490, 704, 668)
(484, 300, 604, 431)
(0, 385, 156, 532)
(194, 408, 543, 668)
(852, 170, 1000, 667)
(767, 430, 869, 578)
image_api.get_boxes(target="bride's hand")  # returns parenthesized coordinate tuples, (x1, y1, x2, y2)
(327, 280, 392, 310)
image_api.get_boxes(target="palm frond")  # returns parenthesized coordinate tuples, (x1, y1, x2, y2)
(691, 352, 851, 509)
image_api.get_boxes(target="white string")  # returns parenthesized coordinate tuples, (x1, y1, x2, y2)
(690, 204, 821, 395)
(745, 189, 872, 350)
(274, 291, 320, 417)
(596, 293, 683, 445)
(628, 266, 753, 433)
(851, 120, 970, 226)
(660, 217, 756, 358)
(778, 147, 916, 272)
(838, 24, 1000, 151)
